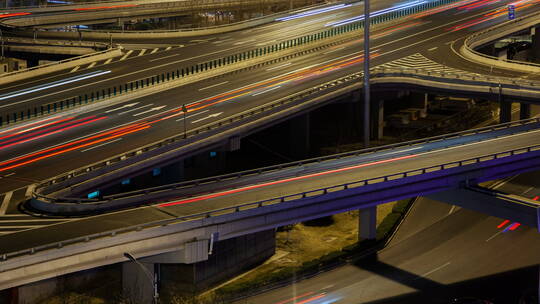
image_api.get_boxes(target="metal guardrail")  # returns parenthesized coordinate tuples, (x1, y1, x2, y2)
(0, 0, 476, 126)
(32, 63, 540, 201)
(37, 116, 540, 203)
(8, 142, 540, 261)
(463, 10, 540, 69)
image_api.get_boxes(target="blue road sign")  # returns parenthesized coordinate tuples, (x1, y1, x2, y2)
(508, 5, 515, 20)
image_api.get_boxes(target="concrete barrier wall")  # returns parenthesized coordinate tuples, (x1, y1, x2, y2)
(461, 10, 540, 73)
(0, 48, 123, 86)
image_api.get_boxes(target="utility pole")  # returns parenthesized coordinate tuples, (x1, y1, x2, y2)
(363, 0, 370, 148)
(0, 29, 4, 59)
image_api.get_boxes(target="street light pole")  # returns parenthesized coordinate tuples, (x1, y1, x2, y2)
(0, 29, 4, 59)
(123, 252, 159, 304)
(181, 104, 187, 138)
(363, 0, 370, 148)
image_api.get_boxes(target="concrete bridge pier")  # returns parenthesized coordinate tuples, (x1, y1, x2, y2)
(289, 113, 311, 159)
(500, 100, 512, 123)
(520, 103, 531, 120)
(359, 206, 377, 240)
(123, 230, 275, 303)
(370, 98, 384, 140)
(532, 25, 540, 63)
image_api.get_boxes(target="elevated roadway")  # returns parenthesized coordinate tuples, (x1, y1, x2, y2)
(0, 0, 538, 197)
(1, 118, 540, 290)
(0, 0, 540, 295)
(239, 170, 540, 303)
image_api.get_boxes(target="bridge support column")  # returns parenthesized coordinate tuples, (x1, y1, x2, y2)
(520, 103, 531, 120)
(157, 230, 275, 294)
(289, 113, 310, 159)
(370, 99, 384, 140)
(500, 100, 512, 123)
(532, 25, 540, 63)
(359, 206, 377, 240)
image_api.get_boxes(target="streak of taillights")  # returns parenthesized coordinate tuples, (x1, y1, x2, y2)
(159, 154, 418, 208)
(448, 0, 540, 31)
(0, 116, 102, 151)
(0, 117, 75, 140)
(273, 292, 315, 304)
(497, 219, 510, 228)
(296, 294, 327, 304)
(0, 12, 31, 18)
(0, 120, 149, 169)
(0, 123, 148, 172)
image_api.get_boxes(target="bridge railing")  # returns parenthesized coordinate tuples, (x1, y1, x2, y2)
(0, 0, 471, 126)
(8, 142, 540, 261)
(31, 63, 540, 201)
(38, 116, 540, 204)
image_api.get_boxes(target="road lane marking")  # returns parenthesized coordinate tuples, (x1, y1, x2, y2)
(119, 50, 133, 61)
(103, 58, 113, 65)
(199, 81, 229, 91)
(138, 49, 147, 56)
(486, 230, 503, 242)
(252, 86, 281, 96)
(81, 138, 123, 152)
(118, 103, 154, 115)
(266, 62, 292, 71)
(150, 48, 159, 54)
(105, 102, 139, 113)
(0, 191, 13, 215)
(24, 184, 35, 197)
(175, 110, 209, 121)
(133, 105, 166, 117)
(191, 112, 223, 123)
(414, 262, 450, 280)
(165, 46, 172, 51)
(149, 54, 178, 62)
(428, 47, 438, 51)
(324, 46, 345, 54)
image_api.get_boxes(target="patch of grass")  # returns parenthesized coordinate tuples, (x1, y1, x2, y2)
(210, 198, 414, 301)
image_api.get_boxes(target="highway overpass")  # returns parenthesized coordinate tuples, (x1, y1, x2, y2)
(1, 0, 540, 302)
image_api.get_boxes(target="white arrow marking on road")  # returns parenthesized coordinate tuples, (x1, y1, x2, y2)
(133, 106, 166, 117)
(192, 112, 223, 124)
(119, 103, 154, 115)
(105, 102, 140, 113)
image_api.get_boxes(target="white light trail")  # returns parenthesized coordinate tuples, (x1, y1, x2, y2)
(0, 70, 111, 101)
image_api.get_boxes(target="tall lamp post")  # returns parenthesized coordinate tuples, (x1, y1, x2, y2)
(181, 104, 187, 138)
(123, 252, 159, 304)
(0, 29, 4, 59)
(363, 0, 370, 148)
